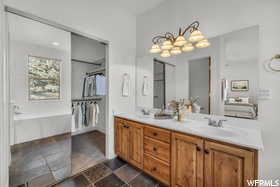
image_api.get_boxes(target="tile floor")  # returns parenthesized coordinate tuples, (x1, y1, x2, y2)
(71, 131, 106, 175)
(9, 133, 71, 187)
(10, 130, 106, 187)
(53, 157, 166, 187)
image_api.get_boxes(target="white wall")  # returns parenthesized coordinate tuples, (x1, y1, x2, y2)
(10, 41, 71, 115)
(0, 0, 10, 186)
(4, 0, 136, 159)
(137, 0, 280, 179)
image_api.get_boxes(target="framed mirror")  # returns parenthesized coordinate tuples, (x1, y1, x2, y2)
(136, 25, 259, 120)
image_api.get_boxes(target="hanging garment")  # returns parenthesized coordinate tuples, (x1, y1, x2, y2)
(122, 74, 130, 97)
(82, 76, 89, 98)
(87, 76, 97, 97)
(142, 76, 149, 96)
(85, 103, 90, 127)
(81, 103, 86, 126)
(95, 103, 100, 124)
(89, 103, 96, 127)
(96, 75, 106, 95)
(77, 104, 83, 129)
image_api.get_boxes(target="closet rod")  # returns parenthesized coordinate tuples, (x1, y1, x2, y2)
(71, 58, 102, 66)
(72, 97, 102, 102)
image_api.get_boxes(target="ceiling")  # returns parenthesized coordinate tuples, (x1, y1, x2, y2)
(116, 0, 167, 15)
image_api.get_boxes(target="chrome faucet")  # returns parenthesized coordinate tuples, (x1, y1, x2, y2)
(205, 117, 227, 127)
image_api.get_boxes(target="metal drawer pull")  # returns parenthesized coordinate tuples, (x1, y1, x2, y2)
(196, 146, 201, 152)
(153, 132, 158, 136)
(151, 167, 157, 171)
(153, 147, 157, 152)
(204, 149, 209, 154)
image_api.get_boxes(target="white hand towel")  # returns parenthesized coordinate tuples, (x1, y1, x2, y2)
(122, 74, 130, 97)
(142, 76, 149, 96)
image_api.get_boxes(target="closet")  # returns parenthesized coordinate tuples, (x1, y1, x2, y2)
(71, 33, 107, 174)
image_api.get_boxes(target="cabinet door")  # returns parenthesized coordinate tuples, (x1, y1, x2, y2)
(115, 118, 122, 156)
(204, 140, 255, 187)
(115, 118, 130, 160)
(171, 132, 204, 187)
(128, 121, 143, 169)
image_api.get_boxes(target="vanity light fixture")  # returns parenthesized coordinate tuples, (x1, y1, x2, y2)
(149, 21, 210, 57)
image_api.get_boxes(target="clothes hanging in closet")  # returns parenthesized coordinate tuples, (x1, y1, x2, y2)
(72, 102, 100, 129)
(82, 75, 106, 97)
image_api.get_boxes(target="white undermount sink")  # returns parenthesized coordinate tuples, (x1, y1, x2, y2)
(194, 126, 248, 138)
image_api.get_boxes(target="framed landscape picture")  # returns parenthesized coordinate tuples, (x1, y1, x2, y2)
(231, 80, 249, 91)
(28, 55, 61, 100)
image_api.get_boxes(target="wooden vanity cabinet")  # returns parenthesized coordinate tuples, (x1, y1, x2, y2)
(114, 118, 143, 169)
(115, 117, 258, 187)
(204, 140, 256, 187)
(171, 132, 204, 187)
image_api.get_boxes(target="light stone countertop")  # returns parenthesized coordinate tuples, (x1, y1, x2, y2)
(114, 113, 263, 150)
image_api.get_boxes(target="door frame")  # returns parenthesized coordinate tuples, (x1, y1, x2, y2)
(3, 5, 111, 175)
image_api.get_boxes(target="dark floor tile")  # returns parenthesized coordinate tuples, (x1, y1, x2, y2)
(52, 166, 71, 181)
(54, 175, 91, 187)
(28, 173, 56, 187)
(103, 157, 126, 171)
(94, 174, 125, 187)
(45, 152, 71, 171)
(10, 166, 50, 187)
(83, 163, 112, 183)
(128, 173, 158, 187)
(114, 164, 141, 183)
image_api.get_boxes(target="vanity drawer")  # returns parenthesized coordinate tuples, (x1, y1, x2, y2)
(144, 126, 171, 143)
(143, 154, 170, 185)
(144, 136, 170, 163)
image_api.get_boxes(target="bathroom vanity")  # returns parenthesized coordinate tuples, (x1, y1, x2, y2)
(114, 114, 263, 187)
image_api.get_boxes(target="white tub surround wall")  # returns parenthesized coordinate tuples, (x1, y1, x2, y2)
(4, 0, 136, 159)
(115, 113, 263, 150)
(14, 113, 71, 144)
(137, 0, 280, 179)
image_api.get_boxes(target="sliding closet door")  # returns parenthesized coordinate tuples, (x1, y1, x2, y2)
(8, 13, 72, 186)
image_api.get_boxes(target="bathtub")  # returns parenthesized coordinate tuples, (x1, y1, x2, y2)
(13, 112, 72, 144)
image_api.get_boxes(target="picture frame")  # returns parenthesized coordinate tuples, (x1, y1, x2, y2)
(231, 80, 249, 91)
(28, 55, 61, 100)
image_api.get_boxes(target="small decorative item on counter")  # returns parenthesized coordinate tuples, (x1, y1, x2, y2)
(167, 99, 188, 121)
(154, 107, 173, 120)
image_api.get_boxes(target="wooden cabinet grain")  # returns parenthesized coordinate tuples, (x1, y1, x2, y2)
(115, 117, 258, 187)
(171, 132, 204, 187)
(115, 118, 144, 169)
(204, 140, 256, 187)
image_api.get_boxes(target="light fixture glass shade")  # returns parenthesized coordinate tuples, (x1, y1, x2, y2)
(196, 39, 210, 48)
(174, 36, 187, 47)
(182, 43, 194, 52)
(189, 30, 204, 42)
(170, 47, 182, 55)
(161, 40, 173, 50)
(149, 44, 161, 53)
(160, 50, 171, 57)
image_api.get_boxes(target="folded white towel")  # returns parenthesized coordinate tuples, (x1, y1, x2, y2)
(142, 76, 149, 96)
(122, 74, 130, 97)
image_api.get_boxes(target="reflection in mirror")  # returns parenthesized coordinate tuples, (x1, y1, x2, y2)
(137, 25, 259, 120)
(8, 13, 72, 186)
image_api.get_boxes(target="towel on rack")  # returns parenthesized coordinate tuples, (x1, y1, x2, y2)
(122, 74, 130, 97)
(142, 76, 149, 96)
(96, 75, 106, 96)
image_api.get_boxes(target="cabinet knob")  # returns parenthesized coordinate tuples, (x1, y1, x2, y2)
(204, 149, 209, 154)
(151, 167, 157, 171)
(153, 147, 157, 152)
(196, 146, 201, 152)
(153, 132, 158, 136)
